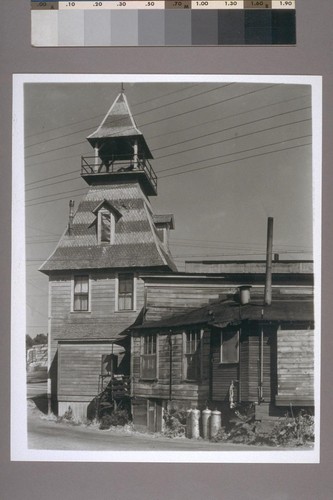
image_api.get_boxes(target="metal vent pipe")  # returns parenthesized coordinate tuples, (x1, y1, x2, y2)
(264, 217, 274, 306)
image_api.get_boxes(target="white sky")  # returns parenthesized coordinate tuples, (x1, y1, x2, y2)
(23, 78, 315, 337)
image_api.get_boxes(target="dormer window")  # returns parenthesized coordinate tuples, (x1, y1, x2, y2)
(92, 200, 121, 245)
(98, 209, 115, 244)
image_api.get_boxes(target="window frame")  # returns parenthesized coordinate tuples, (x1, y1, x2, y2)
(72, 274, 91, 313)
(140, 333, 158, 381)
(97, 208, 115, 244)
(219, 329, 240, 364)
(115, 273, 136, 312)
(182, 328, 203, 382)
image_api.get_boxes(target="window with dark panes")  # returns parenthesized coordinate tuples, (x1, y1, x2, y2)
(220, 330, 239, 364)
(141, 334, 157, 380)
(73, 275, 89, 311)
(118, 273, 134, 310)
(100, 210, 111, 242)
(184, 329, 202, 381)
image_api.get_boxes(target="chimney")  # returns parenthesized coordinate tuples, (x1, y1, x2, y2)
(239, 286, 251, 305)
(264, 217, 274, 306)
(68, 200, 75, 235)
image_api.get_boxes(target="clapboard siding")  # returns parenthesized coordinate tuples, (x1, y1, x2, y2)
(58, 343, 123, 399)
(276, 329, 314, 405)
(132, 330, 210, 402)
(49, 272, 145, 362)
(145, 285, 238, 322)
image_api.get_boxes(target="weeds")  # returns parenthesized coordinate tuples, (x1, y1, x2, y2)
(211, 406, 314, 447)
(163, 409, 187, 438)
(99, 409, 130, 430)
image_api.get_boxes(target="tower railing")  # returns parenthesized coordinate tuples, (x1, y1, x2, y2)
(81, 155, 157, 191)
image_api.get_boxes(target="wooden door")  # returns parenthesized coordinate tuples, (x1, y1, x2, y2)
(147, 399, 163, 432)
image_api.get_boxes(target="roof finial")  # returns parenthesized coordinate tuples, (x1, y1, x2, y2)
(121, 82, 125, 94)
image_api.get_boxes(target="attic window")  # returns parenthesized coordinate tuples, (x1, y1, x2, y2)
(98, 209, 115, 244)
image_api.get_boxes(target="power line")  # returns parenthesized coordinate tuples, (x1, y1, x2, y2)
(25, 134, 311, 193)
(25, 140, 311, 206)
(155, 117, 311, 161)
(153, 106, 310, 154)
(158, 134, 311, 174)
(148, 93, 310, 142)
(25, 83, 202, 140)
(159, 142, 311, 179)
(25, 84, 276, 160)
(24, 92, 309, 171)
(25, 84, 230, 148)
(26, 187, 88, 205)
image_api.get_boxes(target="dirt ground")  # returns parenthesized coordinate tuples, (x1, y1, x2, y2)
(26, 381, 311, 453)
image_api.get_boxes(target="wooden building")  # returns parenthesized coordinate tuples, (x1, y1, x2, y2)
(39, 91, 315, 430)
(40, 92, 177, 419)
(130, 262, 314, 432)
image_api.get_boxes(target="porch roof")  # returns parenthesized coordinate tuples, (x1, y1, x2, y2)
(137, 296, 314, 331)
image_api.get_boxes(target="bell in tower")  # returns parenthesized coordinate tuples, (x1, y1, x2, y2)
(81, 91, 157, 196)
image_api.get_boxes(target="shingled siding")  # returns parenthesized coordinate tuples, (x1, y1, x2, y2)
(40, 182, 177, 273)
(132, 330, 210, 405)
(276, 329, 314, 406)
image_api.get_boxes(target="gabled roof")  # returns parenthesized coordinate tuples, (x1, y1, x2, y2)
(91, 199, 122, 219)
(39, 182, 177, 274)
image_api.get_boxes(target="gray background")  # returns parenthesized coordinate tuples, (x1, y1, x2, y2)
(1, 0, 332, 498)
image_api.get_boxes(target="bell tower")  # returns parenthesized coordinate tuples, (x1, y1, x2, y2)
(40, 90, 177, 419)
(40, 91, 176, 274)
(81, 91, 157, 196)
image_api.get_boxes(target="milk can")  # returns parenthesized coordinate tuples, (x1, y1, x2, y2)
(191, 408, 201, 439)
(210, 409, 222, 438)
(186, 408, 192, 439)
(202, 408, 212, 440)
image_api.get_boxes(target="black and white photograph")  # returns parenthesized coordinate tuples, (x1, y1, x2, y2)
(11, 74, 321, 463)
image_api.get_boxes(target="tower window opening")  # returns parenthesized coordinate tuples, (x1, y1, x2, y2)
(98, 209, 115, 244)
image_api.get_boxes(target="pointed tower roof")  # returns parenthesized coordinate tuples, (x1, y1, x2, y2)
(87, 92, 153, 159)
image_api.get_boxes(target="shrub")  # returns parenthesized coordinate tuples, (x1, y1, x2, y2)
(270, 410, 315, 447)
(211, 407, 315, 447)
(99, 409, 130, 430)
(163, 408, 187, 438)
